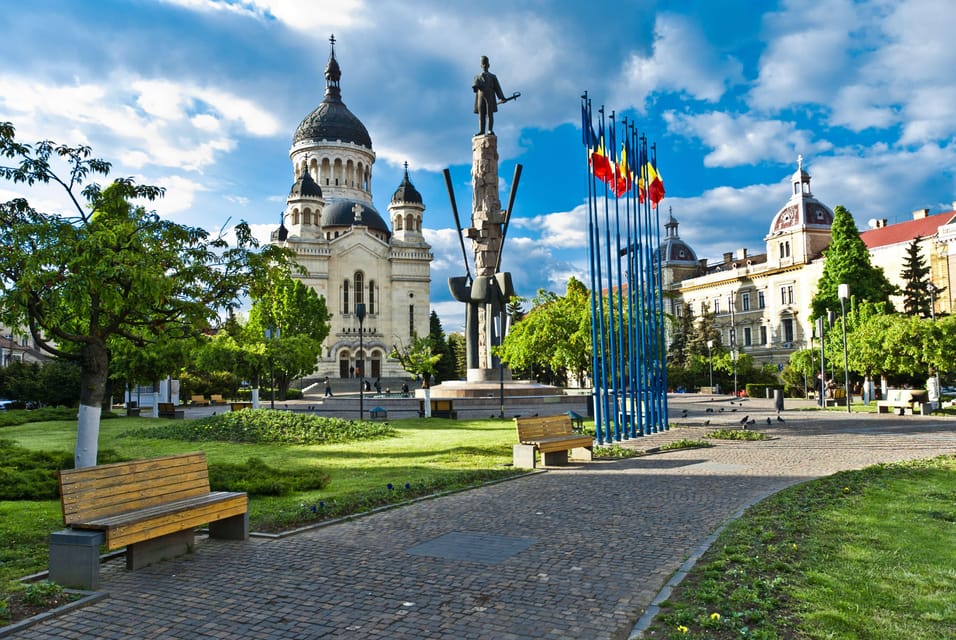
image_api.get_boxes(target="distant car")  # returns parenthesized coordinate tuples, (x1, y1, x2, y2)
(941, 387, 956, 395)
(0, 400, 14, 410)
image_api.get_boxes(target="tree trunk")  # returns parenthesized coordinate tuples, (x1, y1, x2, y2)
(76, 340, 109, 468)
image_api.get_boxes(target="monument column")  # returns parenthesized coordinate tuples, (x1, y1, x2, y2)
(468, 134, 505, 370)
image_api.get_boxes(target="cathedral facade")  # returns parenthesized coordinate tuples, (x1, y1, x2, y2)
(271, 39, 432, 380)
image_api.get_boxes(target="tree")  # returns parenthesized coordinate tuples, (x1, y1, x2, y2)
(246, 274, 330, 399)
(447, 333, 467, 380)
(667, 302, 695, 368)
(900, 237, 937, 318)
(497, 277, 591, 386)
(687, 301, 721, 357)
(390, 336, 441, 386)
(428, 311, 456, 384)
(812, 205, 897, 320)
(0, 123, 294, 466)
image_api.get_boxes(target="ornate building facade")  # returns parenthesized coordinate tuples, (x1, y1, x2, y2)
(662, 160, 956, 370)
(271, 39, 432, 379)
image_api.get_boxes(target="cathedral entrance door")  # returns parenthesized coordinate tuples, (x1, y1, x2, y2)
(339, 358, 350, 379)
(371, 358, 381, 379)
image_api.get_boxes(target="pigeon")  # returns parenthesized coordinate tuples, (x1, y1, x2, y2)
(777, 415, 785, 423)
(731, 408, 737, 412)
(766, 417, 772, 425)
(704, 419, 710, 425)
(720, 408, 725, 412)
(681, 409, 688, 418)
(748, 418, 756, 426)
(706, 408, 714, 413)
(739, 415, 749, 425)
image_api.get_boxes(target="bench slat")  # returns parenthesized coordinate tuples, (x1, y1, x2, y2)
(59, 453, 211, 525)
(71, 492, 247, 550)
(515, 415, 592, 454)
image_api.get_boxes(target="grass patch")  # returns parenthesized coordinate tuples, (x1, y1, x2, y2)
(705, 428, 769, 441)
(123, 409, 396, 445)
(658, 439, 712, 451)
(644, 455, 956, 639)
(594, 444, 640, 458)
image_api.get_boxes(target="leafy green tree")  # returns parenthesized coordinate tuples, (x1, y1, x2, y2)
(390, 336, 441, 386)
(687, 301, 721, 357)
(812, 205, 897, 320)
(0, 123, 294, 466)
(246, 275, 330, 399)
(497, 277, 591, 386)
(900, 237, 938, 318)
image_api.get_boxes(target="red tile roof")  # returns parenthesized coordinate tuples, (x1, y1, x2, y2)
(860, 211, 956, 249)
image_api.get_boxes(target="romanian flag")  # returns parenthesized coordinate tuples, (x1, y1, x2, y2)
(590, 122, 613, 184)
(646, 162, 665, 206)
(613, 142, 631, 197)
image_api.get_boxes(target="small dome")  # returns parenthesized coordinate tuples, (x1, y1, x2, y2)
(391, 164, 422, 205)
(769, 159, 834, 234)
(323, 199, 390, 236)
(659, 212, 698, 264)
(289, 166, 323, 199)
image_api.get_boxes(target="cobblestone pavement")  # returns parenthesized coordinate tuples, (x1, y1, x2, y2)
(11, 398, 956, 639)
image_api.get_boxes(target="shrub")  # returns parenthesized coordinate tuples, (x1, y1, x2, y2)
(208, 457, 329, 496)
(706, 429, 768, 441)
(0, 407, 78, 428)
(658, 439, 712, 451)
(123, 409, 396, 445)
(0, 440, 126, 500)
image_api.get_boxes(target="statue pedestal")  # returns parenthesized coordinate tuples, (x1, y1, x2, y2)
(466, 367, 512, 383)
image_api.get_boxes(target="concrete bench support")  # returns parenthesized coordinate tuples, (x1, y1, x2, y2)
(48, 529, 105, 590)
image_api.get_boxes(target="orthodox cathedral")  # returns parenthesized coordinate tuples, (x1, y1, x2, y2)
(271, 38, 432, 380)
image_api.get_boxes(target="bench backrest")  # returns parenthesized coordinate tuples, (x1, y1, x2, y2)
(58, 452, 211, 525)
(515, 415, 574, 442)
(158, 402, 176, 412)
(886, 389, 915, 403)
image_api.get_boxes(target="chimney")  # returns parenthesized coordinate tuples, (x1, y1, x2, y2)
(736, 248, 747, 260)
(913, 208, 929, 220)
(722, 252, 733, 263)
(875, 219, 888, 228)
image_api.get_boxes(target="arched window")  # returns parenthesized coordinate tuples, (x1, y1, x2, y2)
(354, 271, 365, 312)
(343, 279, 350, 315)
(303, 209, 311, 225)
(369, 280, 376, 315)
(395, 216, 403, 230)
(293, 209, 300, 225)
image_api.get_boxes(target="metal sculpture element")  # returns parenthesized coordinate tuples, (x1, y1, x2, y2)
(472, 55, 519, 136)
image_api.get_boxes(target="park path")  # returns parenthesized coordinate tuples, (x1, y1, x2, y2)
(9, 397, 956, 639)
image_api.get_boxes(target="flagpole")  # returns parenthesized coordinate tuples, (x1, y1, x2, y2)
(651, 144, 669, 431)
(581, 94, 604, 443)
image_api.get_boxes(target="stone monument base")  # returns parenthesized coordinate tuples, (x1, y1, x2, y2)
(427, 376, 564, 399)
(466, 367, 512, 383)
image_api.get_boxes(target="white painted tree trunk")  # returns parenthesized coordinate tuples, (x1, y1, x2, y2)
(251, 388, 260, 409)
(75, 404, 102, 468)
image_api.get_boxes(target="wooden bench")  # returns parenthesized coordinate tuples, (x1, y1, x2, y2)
(157, 401, 184, 419)
(231, 402, 253, 412)
(513, 415, 593, 469)
(877, 389, 929, 415)
(49, 452, 248, 589)
(210, 394, 225, 404)
(191, 394, 209, 406)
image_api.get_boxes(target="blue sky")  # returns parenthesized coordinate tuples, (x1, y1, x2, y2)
(2, 0, 955, 333)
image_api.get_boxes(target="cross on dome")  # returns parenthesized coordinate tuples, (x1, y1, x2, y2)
(352, 203, 364, 222)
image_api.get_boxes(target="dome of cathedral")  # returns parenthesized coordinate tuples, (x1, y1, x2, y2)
(323, 199, 390, 236)
(658, 213, 698, 264)
(292, 40, 372, 149)
(391, 165, 422, 205)
(289, 166, 323, 199)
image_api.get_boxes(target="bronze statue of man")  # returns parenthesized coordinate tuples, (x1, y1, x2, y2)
(472, 55, 506, 136)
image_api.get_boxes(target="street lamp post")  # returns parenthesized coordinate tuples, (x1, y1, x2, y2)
(356, 303, 366, 421)
(927, 282, 940, 410)
(730, 291, 738, 398)
(707, 339, 714, 391)
(838, 284, 851, 414)
(815, 316, 826, 406)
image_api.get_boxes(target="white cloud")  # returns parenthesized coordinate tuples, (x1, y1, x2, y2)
(664, 111, 832, 167)
(749, 0, 860, 112)
(148, 175, 208, 217)
(615, 13, 744, 108)
(511, 206, 588, 249)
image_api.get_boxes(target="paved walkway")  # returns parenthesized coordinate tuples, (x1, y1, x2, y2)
(11, 397, 956, 639)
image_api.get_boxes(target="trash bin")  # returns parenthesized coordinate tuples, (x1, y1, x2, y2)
(774, 389, 784, 412)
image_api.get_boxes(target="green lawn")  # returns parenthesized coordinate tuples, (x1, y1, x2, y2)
(644, 455, 956, 639)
